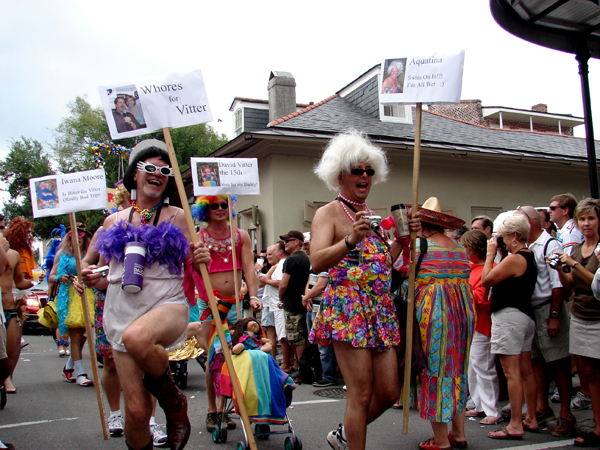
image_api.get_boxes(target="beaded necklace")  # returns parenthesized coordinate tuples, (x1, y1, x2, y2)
(131, 200, 163, 225)
(337, 193, 372, 222)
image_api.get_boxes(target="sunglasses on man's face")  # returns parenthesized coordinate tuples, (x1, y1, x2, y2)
(548, 206, 559, 211)
(349, 167, 375, 177)
(137, 161, 174, 177)
(210, 202, 229, 211)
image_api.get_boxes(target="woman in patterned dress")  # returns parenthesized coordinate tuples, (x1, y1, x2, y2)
(399, 197, 475, 450)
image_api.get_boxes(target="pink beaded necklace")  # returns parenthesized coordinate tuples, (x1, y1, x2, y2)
(338, 193, 373, 222)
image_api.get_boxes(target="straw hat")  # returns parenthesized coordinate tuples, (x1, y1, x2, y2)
(417, 197, 465, 229)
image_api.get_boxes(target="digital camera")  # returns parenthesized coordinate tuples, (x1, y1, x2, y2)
(362, 215, 382, 232)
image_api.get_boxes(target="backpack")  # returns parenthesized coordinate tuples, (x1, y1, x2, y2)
(298, 344, 322, 384)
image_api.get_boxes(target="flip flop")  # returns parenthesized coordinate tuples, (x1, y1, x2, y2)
(488, 426, 523, 440)
(480, 416, 504, 425)
(575, 432, 600, 447)
(465, 410, 485, 417)
(418, 438, 451, 450)
(448, 432, 467, 449)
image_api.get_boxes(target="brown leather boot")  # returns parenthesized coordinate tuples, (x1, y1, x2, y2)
(143, 368, 190, 450)
(126, 439, 153, 450)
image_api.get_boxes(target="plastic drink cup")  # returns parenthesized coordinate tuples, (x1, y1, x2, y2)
(122, 242, 146, 293)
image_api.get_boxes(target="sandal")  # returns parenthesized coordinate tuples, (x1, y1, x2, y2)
(575, 432, 600, 447)
(448, 433, 467, 449)
(523, 421, 540, 433)
(418, 438, 451, 450)
(480, 416, 504, 425)
(465, 410, 485, 417)
(488, 426, 523, 440)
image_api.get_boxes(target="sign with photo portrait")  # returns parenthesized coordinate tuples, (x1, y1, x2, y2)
(98, 70, 213, 140)
(30, 169, 108, 218)
(379, 50, 465, 104)
(191, 158, 260, 196)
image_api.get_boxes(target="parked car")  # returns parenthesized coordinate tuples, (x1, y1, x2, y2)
(22, 279, 50, 333)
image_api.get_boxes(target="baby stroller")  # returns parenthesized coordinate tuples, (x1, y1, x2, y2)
(213, 340, 301, 449)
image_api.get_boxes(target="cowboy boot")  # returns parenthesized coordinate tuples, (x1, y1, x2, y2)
(126, 440, 153, 450)
(143, 368, 190, 450)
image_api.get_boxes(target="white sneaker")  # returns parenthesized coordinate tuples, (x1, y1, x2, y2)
(76, 374, 93, 386)
(466, 395, 475, 411)
(108, 414, 124, 437)
(150, 423, 168, 447)
(501, 401, 527, 415)
(571, 391, 593, 411)
(327, 424, 348, 450)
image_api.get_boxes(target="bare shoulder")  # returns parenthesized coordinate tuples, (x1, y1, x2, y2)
(238, 228, 250, 242)
(7, 249, 20, 265)
(104, 209, 125, 229)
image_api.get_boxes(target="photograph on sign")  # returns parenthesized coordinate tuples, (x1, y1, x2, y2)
(98, 69, 213, 140)
(30, 169, 108, 218)
(191, 158, 260, 196)
(379, 50, 465, 105)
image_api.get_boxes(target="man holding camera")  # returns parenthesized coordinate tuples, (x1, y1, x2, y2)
(308, 130, 419, 450)
(278, 230, 310, 379)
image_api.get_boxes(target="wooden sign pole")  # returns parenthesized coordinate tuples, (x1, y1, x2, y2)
(68, 212, 110, 440)
(227, 195, 242, 319)
(402, 102, 423, 434)
(162, 128, 258, 450)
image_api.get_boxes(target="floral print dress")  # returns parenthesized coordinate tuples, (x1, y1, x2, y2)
(309, 235, 400, 351)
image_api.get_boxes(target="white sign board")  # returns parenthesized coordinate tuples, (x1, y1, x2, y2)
(30, 169, 108, 218)
(98, 70, 213, 140)
(379, 50, 465, 104)
(191, 158, 260, 196)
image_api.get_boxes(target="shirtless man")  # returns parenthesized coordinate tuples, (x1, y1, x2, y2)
(82, 139, 211, 450)
(308, 130, 419, 450)
(1, 244, 33, 393)
(191, 195, 261, 431)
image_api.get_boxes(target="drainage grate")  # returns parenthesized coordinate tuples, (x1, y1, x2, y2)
(313, 388, 347, 399)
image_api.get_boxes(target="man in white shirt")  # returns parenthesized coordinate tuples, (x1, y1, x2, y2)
(259, 241, 292, 372)
(516, 206, 574, 437)
(549, 193, 583, 256)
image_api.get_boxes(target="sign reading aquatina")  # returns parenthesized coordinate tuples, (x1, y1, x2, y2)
(379, 50, 465, 104)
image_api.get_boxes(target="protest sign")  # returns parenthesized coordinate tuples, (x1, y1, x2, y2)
(191, 158, 260, 196)
(30, 169, 108, 218)
(379, 50, 465, 104)
(98, 70, 213, 140)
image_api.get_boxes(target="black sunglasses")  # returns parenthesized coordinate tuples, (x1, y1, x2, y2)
(285, 238, 298, 243)
(548, 206, 558, 211)
(210, 202, 228, 211)
(349, 167, 375, 177)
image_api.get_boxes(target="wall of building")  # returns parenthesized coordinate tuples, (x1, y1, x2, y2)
(233, 141, 593, 248)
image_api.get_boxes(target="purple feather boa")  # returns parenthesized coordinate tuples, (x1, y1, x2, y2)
(94, 221, 189, 274)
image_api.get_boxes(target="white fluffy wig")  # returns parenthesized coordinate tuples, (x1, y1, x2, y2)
(314, 129, 389, 191)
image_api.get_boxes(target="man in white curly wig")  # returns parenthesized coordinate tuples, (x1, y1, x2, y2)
(308, 130, 420, 450)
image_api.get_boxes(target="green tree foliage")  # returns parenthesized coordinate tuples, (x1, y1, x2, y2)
(1, 96, 229, 239)
(0, 137, 65, 238)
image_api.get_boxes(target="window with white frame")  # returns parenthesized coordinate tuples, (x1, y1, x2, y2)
(233, 109, 243, 137)
(379, 104, 413, 124)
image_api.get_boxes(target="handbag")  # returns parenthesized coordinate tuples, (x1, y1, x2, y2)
(394, 237, 427, 385)
(37, 300, 59, 329)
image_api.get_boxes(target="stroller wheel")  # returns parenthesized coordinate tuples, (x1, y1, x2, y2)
(212, 427, 227, 443)
(237, 440, 248, 450)
(285, 435, 302, 450)
(255, 423, 270, 440)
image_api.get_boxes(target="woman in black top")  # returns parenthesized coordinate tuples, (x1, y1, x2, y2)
(551, 198, 600, 447)
(482, 215, 538, 439)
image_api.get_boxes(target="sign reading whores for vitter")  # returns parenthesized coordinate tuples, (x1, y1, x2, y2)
(191, 158, 260, 196)
(379, 50, 465, 105)
(30, 169, 108, 218)
(98, 70, 212, 140)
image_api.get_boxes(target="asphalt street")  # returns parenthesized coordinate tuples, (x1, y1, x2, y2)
(0, 333, 594, 450)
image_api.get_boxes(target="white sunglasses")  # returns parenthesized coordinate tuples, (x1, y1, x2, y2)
(137, 161, 174, 177)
